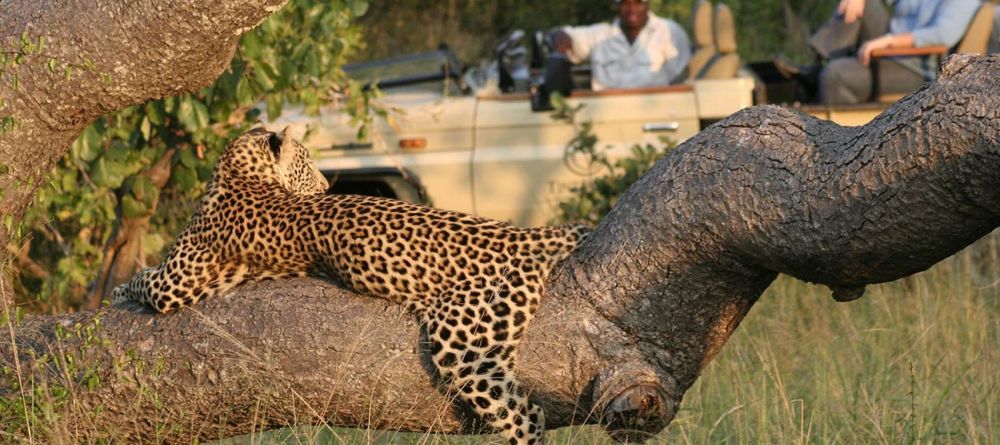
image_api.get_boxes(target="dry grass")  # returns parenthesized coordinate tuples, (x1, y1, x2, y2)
(214, 234, 1000, 444)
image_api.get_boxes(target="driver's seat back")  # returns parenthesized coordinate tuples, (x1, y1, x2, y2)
(690, 1, 741, 80)
(689, 0, 717, 78)
(955, 2, 995, 55)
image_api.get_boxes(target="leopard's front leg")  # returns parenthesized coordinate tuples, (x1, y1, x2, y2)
(111, 258, 248, 313)
(428, 337, 545, 444)
(426, 307, 545, 444)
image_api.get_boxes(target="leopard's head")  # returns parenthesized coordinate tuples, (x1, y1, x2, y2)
(215, 125, 330, 195)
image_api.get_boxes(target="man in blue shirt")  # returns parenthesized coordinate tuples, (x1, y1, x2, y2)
(796, 0, 980, 104)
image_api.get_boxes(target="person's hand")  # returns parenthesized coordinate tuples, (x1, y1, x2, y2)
(858, 34, 894, 66)
(551, 30, 573, 55)
(837, 0, 866, 24)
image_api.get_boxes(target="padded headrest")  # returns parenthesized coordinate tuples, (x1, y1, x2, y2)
(956, 3, 995, 55)
(692, 0, 715, 48)
(714, 3, 737, 53)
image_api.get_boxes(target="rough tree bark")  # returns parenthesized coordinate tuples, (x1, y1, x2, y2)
(2, 55, 998, 444)
(0, 0, 288, 310)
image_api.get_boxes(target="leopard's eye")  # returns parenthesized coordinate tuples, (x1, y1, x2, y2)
(267, 132, 283, 159)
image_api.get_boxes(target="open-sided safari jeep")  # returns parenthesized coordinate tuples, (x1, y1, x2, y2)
(271, 2, 756, 226)
(272, 0, 999, 226)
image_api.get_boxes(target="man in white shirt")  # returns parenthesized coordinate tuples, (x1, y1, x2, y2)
(551, 0, 692, 90)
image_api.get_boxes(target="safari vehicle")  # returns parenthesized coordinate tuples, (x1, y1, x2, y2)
(271, 0, 995, 226)
(273, 8, 757, 227)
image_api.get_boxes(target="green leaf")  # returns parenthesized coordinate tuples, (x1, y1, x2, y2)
(349, 0, 369, 17)
(235, 77, 255, 105)
(139, 116, 152, 141)
(265, 95, 283, 120)
(172, 166, 198, 192)
(121, 195, 151, 218)
(241, 31, 261, 57)
(178, 148, 198, 169)
(192, 100, 210, 129)
(91, 158, 125, 188)
(60, 170, 77, 193)
(176, 99, 193, 130)
(0, 116, 15, 134)
(258, 62, 280, 88)
(142, 233, 166, 256)
(74, 125, 102, 162)
(106, 142, 129, 162)
(177, 98, 210, 132)
(162, 96, 176, 114)
(47, 59, 56, 73)
(130, 175, 159, 208)
(145, 102, 164, 125)
(304, 51, 319, 77)
(253, 66, 276, 91)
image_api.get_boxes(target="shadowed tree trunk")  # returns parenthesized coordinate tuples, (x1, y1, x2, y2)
(2, 51, 999, 443)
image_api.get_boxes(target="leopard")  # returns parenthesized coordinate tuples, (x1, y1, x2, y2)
(111, 125, 591, 445)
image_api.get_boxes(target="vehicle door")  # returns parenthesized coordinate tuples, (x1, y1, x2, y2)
(471, 86, 699, 226)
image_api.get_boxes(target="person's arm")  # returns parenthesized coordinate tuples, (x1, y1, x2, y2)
(909, 0, 981, 49)
(662, 20, 691, 83)
(838, 0, 867, 24)
(858, 0, 980, 66)
(553, 24, 604, 64)
(858, 32, 915, 65)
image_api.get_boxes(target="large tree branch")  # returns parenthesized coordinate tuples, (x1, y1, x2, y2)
(3, 55, 998, 443)
(0, 0, 287, 308)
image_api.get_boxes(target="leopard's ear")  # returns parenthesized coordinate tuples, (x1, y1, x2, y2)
(267, 130, 284, 159)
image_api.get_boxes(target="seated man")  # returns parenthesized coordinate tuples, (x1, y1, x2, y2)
(550, 0, 692, 91)
(789, 0, 980, 104)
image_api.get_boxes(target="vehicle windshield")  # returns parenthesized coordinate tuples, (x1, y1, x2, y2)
(345, 50, 463, 95)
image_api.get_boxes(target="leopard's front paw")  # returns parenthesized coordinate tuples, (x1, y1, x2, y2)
(110, 285, 130, 306)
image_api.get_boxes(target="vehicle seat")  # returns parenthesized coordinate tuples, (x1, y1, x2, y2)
(688, 0, 716, 78)
(955, 2, 995, 55)
(692, 2, 741, 80)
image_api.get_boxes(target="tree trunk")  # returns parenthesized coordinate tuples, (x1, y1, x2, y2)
(2, 55, 998, 444)
(0, 0, 288, 311)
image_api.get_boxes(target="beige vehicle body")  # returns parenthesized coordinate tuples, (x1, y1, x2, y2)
(272, 51, 756, 226)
